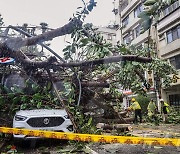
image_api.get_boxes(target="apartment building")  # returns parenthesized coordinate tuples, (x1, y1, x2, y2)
(157, 0, 180, 106)
(114, 0, 148, 47)
(95, 26, 117, 45)
(113, 0, 180, 107)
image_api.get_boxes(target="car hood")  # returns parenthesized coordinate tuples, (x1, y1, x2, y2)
(15, 109, 68, 117)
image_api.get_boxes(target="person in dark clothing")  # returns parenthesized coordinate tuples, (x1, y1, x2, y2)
(134, 109, 142, 124)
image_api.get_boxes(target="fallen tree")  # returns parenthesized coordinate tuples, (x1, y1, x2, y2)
(0, 0, 177, 133)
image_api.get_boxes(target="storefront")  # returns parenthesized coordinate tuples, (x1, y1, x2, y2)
(162, 73, 180, 106)
(169, 94, 180, 106)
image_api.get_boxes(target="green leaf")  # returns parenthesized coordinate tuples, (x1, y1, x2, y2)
(21, 95, 28, 103)
(141, 18, 152, 31)
(63, 46, 71, 52)
(166, 0, 173, 5)
(47, 82, 52, 91)
(77, 7, 82, 9)
(138, 11, 152, 19)
(84, 9, 89, 14)
(80, 38, 90, 45)
(71, 45, 76, 53)
(37, 102, 42, 109)
(13, 97, 20, 104)
(144, 0, 157, 6)
(87, 117, 92, 126)
(7, 93, 15, 99)
(0, 96, 5, 105)
(33, 93, 42, 100)
(20, 104, 27, 110)
(87, 4, 93, 12)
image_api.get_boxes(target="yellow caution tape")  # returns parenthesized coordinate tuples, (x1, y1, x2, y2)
(0, 127, 179, 146)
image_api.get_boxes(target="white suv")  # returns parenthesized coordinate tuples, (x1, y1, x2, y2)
(13, 109, 73, 139)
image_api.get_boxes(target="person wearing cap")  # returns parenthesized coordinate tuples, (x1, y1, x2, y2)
(160, 99, 170, 123)
(128, 98, 142, 123)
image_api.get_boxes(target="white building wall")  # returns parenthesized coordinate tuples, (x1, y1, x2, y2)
(114, 0, 180, 106)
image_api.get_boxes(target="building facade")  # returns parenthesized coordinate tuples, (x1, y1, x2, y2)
(157, 0, 180, 106)
(113, 0, 180, 107)
(95, 26, 117, 45)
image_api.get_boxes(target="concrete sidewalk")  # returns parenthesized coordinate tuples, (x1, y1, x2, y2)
(131, 123, 180, 138)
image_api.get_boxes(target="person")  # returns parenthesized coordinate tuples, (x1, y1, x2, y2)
(147, 99, 158, 124)
(128, 98, 142, 124)
(160, 99, 170, 123)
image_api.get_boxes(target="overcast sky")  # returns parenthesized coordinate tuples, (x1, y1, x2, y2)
(0, 0, 115, 55)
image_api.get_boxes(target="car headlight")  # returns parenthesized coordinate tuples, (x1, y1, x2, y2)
(15, 115, 27, 121)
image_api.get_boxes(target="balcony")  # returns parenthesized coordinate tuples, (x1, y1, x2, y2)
(158, 6, 180, 32)
(122, 17, 141, 34)
(131, 30, 149, 45)
(160, 1, 179, 20)
(159, 39, 180, 57)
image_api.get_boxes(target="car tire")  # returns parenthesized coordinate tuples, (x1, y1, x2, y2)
(29, 139, 37, 148)
(13, 138, 23, 146)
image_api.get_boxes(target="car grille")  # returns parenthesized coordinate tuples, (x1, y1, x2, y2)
(27, 117, 65, 127)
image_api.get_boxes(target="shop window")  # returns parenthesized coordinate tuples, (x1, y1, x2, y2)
(169, 94, 180, 106)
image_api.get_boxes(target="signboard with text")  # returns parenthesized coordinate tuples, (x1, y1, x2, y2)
(0, 57, 15, 64)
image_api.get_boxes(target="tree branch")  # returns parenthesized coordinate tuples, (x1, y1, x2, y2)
(4, 18, 82, 50)
(81, 81, 109, 88)
(0, 41, 152, 69)
(54, 55, 152, 68)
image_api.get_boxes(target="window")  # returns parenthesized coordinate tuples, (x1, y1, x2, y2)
(122, 15, 129, 27)
(178, 25, 180, 38)
(169, 94, 180, 106)
(166, 25, 180, 43)
(135, 25, 141, 38)
(163, 7, 169, 16)
(169, 54, 180, 70)
(167, 31, 173, 43)
(162, 0, 179, 17)
(172, 28, 178, 40)
(107, 34, 112, 40)
(134, 3, 143, 18)
(120, 0, 129, 12)
(123, 34, 131, 44)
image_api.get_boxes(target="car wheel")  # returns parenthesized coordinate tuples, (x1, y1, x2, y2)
(29, 139, 37, 148)
(13, 138, 23, 146)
